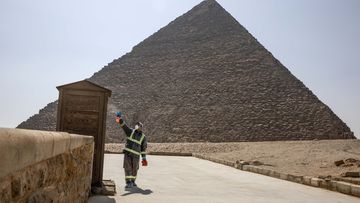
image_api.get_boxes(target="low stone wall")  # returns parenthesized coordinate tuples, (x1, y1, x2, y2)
(193, 153, 360, 198)
(0, 128, 94, 203)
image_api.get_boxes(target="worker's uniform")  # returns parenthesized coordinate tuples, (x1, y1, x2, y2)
(119, 120, 147, 184)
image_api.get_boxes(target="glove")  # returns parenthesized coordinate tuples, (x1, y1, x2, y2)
(142, 159, 148, 166)
(115, 111, 122, 123)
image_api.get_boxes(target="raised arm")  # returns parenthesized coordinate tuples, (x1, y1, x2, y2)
(116, 116, 133, 137)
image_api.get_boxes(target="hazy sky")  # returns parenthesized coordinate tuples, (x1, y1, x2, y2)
(0, 0, 359, 138)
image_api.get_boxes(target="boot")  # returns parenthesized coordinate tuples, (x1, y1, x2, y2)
(125, 181, 133, 189)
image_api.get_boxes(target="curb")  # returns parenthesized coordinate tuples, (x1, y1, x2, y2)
(105, 151, 122, 154)
(148, 152, 193, 156)
(104, 151, 192, 156)
(192, 153, 360, 198)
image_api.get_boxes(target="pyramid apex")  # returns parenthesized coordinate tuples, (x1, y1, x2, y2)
(202, 0, 219, 4)
(131, 0, 242, 55)
(203, 0, 220, 4)
(195, 0, 223, 10)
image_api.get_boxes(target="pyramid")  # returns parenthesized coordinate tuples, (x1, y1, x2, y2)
(18, 0, 355, 142)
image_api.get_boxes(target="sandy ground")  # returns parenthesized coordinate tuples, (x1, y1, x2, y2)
(105, 139, 360, 184)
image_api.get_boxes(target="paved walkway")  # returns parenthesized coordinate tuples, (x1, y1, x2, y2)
(88, 154, 359, 203)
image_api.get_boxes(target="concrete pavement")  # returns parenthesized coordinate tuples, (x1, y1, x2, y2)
(88, 154, 359, 203)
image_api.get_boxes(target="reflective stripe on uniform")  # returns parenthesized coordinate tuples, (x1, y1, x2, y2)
(127, 130, 145, 145)
(124, 147, 140, 156)
(125, 176, 137, 180)
(139, 133, 145, 144)
(141, 151, 147, 155)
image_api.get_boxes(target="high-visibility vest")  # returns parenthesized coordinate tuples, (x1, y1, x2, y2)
(124, 130, 146, 156)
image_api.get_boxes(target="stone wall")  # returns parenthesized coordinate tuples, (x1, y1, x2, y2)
(0, 128, 94, 203)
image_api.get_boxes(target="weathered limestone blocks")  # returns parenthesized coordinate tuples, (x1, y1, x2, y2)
(16, 0, 355, 143)
(0, 128, 94, 203)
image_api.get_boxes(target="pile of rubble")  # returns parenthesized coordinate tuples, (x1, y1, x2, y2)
(334, 158, 360, 178)
(236, 160, 273, 167)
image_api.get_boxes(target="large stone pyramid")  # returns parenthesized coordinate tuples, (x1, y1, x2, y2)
(18, 0, 355, 142)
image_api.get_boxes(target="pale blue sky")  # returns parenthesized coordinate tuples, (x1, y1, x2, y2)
(0, 0, 359, 138)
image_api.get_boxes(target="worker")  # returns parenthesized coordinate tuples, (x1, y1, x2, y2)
(116, 113, 148, 188)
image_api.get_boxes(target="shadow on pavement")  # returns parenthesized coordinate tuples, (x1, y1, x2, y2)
(122, 187, 153, 196)
(87, 195, 116, 203)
